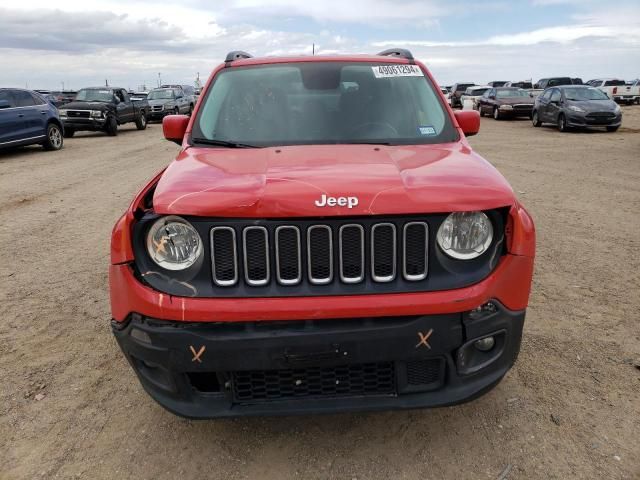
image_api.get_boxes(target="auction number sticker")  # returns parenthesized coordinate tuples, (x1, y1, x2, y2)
(372, 65, 423, 78)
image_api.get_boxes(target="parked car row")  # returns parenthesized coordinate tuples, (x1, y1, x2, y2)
(443, 76, 640, 109)
(0, 83, 199, 153)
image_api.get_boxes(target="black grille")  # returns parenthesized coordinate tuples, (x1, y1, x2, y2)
(67, 110, 90, 118)
(232, 362, 395, 402)
(211, 227, 237, 286)
(340, 225, 364, 282)
(372, 224, 396, 281)
(406, 359, 442, 386)
(404, 222, 428, 280)
(308, 226, 332, 283)
(275, 226, 301, 284)
(243, 227, 269, 285)
(207, 219, 434, 289)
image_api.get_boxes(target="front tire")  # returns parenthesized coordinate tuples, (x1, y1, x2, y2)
(43, 123, 63, 151)
(188, 104, 194, 115)
(63, 128, 75, 138)
(135, 112, 147, 130)
(532, 110, 541, 127)
(174, 107, 179, 115)
(478, 104, 484, 117)
(606, 125, 620, 132)
(557, 113, 568, 132)
(105, 116, 118, 136)
(493, 107, 501, 120)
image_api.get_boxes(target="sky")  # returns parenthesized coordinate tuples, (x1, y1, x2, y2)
(1, 0, 639, 90)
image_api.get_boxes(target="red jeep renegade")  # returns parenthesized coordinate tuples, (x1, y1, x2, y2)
(110, 49, 535, 418)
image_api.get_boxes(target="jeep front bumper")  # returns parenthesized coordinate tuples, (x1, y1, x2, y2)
(112, 301, 524, 418)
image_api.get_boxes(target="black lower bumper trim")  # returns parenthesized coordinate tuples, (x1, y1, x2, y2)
(112, 301, 525, 418)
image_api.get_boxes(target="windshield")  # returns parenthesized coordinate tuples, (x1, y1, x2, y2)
(75, 89, 113, 102)
(496, 89, 529, 98)
(467, 88, 489, 96)
(148, 89, 174, 100)
(564, 87, 609, 101)
(192, 62, 456, 147)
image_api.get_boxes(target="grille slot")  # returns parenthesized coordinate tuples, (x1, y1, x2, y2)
(307, 225, 333, 284)
(243, 227, 269, 286)
(339, 224, 364, 283)
(210, 227, 238, 286)
(403, 222, 428, 281)
(371, 223, 396, 282)
(275, 226, 301, 285)
(232, 362, 395, 402)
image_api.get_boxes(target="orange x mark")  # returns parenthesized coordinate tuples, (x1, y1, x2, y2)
(415, 329, 433, 349)
(189, 345, 206, 363)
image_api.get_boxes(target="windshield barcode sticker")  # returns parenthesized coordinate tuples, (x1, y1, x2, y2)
(372, 65, 423, 78)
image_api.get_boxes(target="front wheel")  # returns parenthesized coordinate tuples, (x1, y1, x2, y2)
(188, 104, 194, 115)
(606, 126, 620, 132)
(174, 107, 179, 115)
(493, 107, 501, 120)
(557, 113, 568, 132)
(135, 112, 147, 130)
(43, 123, 63, 151)
(105, 116, 118, 136)
(478, 105, 484, 117)
(532, 110, 541, 127)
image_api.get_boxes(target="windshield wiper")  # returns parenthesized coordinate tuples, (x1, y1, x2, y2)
(191, 138, 260, 148)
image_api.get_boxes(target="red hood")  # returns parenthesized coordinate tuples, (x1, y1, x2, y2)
(152, 143, 516, 217)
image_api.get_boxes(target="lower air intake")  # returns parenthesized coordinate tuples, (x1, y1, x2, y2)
(232, 362, 396, 402)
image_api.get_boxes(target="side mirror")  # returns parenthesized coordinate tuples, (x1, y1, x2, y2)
(163, 115, 190, 145)
(0, 100, 11, 109)
(114, 97, 121, 104)
(454, 110, 480, 137)
(489, 95, 496, 100)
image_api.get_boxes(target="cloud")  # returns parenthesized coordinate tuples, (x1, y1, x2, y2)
(0, 1, 639, 89)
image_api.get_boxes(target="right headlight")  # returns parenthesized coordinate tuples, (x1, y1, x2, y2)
(146, 216, 203, 270)
(437, 211, 494, 260)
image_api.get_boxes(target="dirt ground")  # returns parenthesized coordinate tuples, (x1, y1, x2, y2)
(1, 108, 639, 480)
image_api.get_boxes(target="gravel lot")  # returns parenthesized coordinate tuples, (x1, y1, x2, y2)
(1, 109, 639, 480)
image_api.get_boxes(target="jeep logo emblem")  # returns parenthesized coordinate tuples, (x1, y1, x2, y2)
(314, 194, 359, 209)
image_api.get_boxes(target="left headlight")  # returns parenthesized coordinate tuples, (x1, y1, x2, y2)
(59, 109, 67, 117)
(613, 104, 621, 114)
(90, 110, 104, 118)
(436, 212, 494, 260)
(146, 216, 203, 270)
(568, 105, 585, 113)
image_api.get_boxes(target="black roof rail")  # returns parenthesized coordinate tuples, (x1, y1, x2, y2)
(376, 48, 414, 61)
(225, 51, 253, 63)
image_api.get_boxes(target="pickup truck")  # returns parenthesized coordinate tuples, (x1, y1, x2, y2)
(110, 49, 535, 418)
(147, 87, 193, 121)
(59, 87, 148, 137)
(586, 79, 639, 105)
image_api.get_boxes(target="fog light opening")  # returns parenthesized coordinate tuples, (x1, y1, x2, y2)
(474, 336, 496, 352)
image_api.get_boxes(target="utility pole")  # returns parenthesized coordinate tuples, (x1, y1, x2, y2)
(158, 72, 162, 87)
(312, 43, 315, 55)
(61, 81, 64, 91)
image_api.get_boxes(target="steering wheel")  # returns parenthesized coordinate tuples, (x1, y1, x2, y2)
(349, 122, 399, 137)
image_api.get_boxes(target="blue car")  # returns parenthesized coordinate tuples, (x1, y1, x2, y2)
(0, 88, 64, 151)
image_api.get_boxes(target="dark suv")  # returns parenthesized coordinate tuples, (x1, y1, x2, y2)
(0, 88, 64, 151)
